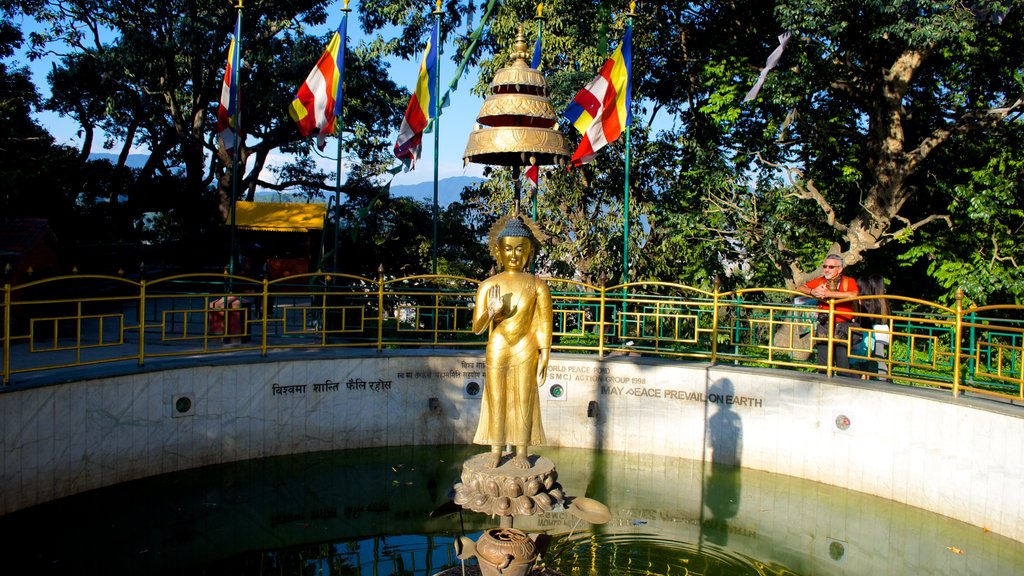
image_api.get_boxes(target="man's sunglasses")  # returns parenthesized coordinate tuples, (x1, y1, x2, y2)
(822, 265, 841, 269)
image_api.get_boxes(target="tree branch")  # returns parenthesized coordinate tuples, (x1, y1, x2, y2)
(990, 232, 1019, 269)
(906, 95, 1024, 174)
(755, 152, 847, 233)
(254, 178, 339, 193)
(887, 212, 952, 240)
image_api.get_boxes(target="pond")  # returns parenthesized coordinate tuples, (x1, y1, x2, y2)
(2, 445, 1021, 575)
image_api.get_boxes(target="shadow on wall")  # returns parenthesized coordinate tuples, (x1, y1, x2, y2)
(704, 378, 743, 546)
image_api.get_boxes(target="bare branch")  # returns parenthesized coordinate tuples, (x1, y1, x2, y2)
(754, 152, 847, 233)
(990, 232, 1020, 269)
(254, 178, 338, 193)
(887, 213, 953, 240)
(906, 95, 1024, 173)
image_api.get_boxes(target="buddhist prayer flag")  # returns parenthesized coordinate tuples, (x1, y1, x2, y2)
(393, 20, 439, 169)
(218, 34, 240, 151)
(563, 23, 632, 167)
(525, 163, 542, 185)
(289, 14, 348, 151)
(743, 31, 791, 102)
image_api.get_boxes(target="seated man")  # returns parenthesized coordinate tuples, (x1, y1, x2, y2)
(797, 254, 859, 370)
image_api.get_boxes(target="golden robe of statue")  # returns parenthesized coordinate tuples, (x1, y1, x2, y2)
(472, 216, 553, 469)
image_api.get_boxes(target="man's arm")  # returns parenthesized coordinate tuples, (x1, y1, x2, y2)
(812, 278, 859, 300)
(797, 277, 818, 296)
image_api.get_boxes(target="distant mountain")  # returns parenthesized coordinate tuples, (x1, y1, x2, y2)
(88, 153, 150, 169)
(390, 176, 485, 206)
(87, 152, 485, 206)
(255, 176, 485, 205)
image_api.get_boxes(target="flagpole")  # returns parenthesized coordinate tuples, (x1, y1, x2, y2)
(532, 3, 544, 224)
(431, 0, 442, 274)
(228, 0, 243, 282)
(621, 2, 635, 285)
(333, 0, 351, 274)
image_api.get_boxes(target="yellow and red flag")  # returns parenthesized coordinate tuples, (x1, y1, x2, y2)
(217, 34, 240, 151)
(289, 14, 348, 151)
(393, 20, 440, 169)
(563, 23, 632, 167)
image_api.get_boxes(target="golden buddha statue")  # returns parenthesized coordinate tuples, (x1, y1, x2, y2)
(472, 214, 553, 469)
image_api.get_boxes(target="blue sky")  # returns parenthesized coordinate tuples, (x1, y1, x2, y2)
(13, 0, 490, 187)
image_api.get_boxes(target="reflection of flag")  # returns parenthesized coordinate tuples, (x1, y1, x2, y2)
(563, 23, 632, 167)
(289, 14, 347, 151)
(525, 30, 542, 184)
(218, 35, 239, 151)
(394, 20, 439, 169)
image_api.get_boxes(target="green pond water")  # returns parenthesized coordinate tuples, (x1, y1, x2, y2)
(2, 445, 1022, 575)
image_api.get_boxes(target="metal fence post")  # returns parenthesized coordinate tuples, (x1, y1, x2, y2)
(826, 300, 835, 377)
(598, 285, 607, 358)
(138, 280, 147, 366)
(710, 277, 720, 364)
(2, 282, 10, 384)
(377, 266, 385, 353)
(261, 278, 269, 356)
(952, 289, 964, 396)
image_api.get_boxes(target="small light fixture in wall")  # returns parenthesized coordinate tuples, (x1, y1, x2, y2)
(548, 383, 566, 401)
(828, 539, 847, 561)
(172, 393, 195, 417)
(429, 397, 441, 415)
(834, 414, 851, 431)
(463, 380, 482, 399)
(587, 400, 599, 418)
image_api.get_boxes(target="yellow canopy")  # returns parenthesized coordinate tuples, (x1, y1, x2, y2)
(232, 201, 326, 232)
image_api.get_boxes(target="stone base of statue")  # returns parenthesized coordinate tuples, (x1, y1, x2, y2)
(453, 453, 564, 519)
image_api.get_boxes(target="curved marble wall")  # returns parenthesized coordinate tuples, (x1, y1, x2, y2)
(1, 350, 1021, 543)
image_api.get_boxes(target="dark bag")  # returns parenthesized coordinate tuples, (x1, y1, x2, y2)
(814, 313, 830, 338)
(815, 313, 857, 342)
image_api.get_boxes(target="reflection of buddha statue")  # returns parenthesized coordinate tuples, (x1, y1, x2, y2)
(472, 214, 553, 469)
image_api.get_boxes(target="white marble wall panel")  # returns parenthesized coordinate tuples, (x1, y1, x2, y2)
(1, 351, 1022, 545)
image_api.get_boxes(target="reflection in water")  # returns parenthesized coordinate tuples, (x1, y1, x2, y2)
(705, 378, 743, 547)
(2, 445, 1023, 575)
(703, 464, 742, 547)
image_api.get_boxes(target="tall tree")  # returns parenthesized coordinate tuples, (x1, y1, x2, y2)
(0, 6, 82, 232)
(25, 0, 406, 247)
(744, 1, 1023, 295)
(462, 0, 1023, 302)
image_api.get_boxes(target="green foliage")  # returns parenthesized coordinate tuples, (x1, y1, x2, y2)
(558, 329, 600, 348)
(333, 181, 489, 278)
(3, 0, 1022, 305)
(897, 125, 1024, 305)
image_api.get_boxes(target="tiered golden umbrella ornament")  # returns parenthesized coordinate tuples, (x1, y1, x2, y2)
(463, 25, 570, 211)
